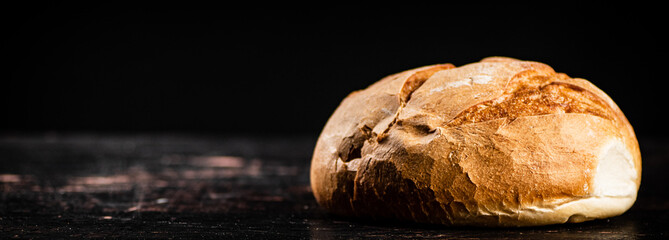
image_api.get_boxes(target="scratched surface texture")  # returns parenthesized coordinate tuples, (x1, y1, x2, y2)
(0, 133, 667, 239)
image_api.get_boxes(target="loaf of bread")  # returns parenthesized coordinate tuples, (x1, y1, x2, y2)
(310, 57, 641, 227)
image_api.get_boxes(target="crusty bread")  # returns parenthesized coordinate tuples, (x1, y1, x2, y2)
(309, 57, 641, 227)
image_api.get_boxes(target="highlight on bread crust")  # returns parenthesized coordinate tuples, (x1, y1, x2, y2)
(309, 57, 641, 227)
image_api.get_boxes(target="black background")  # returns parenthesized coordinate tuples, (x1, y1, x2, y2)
(4, 2, 666, 138)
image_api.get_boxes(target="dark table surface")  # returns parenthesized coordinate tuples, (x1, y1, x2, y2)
(1, 132, 667, 239)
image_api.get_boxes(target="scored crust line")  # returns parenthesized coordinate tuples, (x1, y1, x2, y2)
(376, 64, 455, 141)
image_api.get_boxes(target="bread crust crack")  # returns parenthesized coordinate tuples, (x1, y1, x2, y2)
(446, 81, 614, 128)
(377, 64, 455, 141)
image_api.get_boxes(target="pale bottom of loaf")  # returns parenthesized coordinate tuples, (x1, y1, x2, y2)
(492, 138, 638, 226)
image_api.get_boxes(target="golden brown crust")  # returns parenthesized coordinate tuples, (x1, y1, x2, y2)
(310, 57, 641, 226)
(446, 81, 614, 127)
